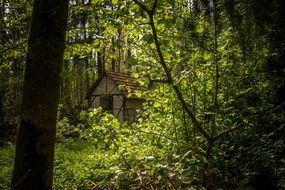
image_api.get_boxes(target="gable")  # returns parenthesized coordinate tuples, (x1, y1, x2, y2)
(92, 75, 121, 95)
(85, 70, 146, 99)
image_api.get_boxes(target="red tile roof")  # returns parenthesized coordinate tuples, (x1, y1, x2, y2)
(85, 70, 146, 99)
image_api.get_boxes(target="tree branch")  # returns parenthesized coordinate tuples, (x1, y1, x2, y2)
(132, 0, 151, 14)
(213, 124, 242, 140)
(133, 1, 212, 142)
(150, 13, 212, 141)
(151, 0, 158, 15)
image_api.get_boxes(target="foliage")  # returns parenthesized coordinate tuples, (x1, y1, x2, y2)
(0, 0, 32, 125)
(1, 0, 285, 189)
(0, 144, 14, 189)
(55, 107, 211, 189)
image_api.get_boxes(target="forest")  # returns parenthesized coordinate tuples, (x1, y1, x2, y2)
(0, 0, 284, 189)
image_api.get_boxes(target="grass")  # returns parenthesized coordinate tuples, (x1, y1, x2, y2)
(53, 139, 117, 190)
(0, 140, 124, 190)
(0, 143, 14, 189)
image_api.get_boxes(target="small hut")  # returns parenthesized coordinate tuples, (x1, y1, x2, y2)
(85, 71, 145, 122)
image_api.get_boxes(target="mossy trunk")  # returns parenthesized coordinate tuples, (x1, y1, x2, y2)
(11, 0, 69, 189)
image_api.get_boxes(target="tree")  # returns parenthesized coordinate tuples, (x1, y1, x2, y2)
(0, 0, 31, 127)
(11, 0, 69, 189)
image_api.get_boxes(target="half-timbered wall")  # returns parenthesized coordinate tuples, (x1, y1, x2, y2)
(113, 95, 124, 121)
(125, 98, 144, 122)
(88, 74, 144, 122)
(92, 75, 121, 95)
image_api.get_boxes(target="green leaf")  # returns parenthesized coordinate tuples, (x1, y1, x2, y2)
(161, 19, 173, 28)
(166, 0, 175, 6)
(150, 43, 156, 49)
(142, 33, 153, 43)
(153, 102, 161, 108)
(133, 73, 139, 78)
(112, 0, 118, 4)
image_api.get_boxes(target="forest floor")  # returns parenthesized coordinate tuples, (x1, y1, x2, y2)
(0, 139, 117, 190)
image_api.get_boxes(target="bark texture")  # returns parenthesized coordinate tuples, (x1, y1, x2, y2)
(11, 0, 69, 189)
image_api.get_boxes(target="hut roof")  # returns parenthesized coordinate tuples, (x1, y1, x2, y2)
(85, 70, 146, 99)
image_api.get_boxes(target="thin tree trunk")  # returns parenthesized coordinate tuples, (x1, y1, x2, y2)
(111, 37, 116, 72)
(0, 90, 4, 124)
(97, 51, 104, 76)
(11, 0, 69, 189)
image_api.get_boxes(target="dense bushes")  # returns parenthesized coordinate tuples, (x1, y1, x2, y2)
(1, 102, 284, 189)
(54, 108, 208, 189)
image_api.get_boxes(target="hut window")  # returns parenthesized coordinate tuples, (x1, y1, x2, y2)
(100, 95, 113, 112)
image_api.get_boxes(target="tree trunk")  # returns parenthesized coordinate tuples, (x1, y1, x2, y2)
(97, 51, 104, 76)
(11, 0, 69, 189)
(0, 90, 4, 124)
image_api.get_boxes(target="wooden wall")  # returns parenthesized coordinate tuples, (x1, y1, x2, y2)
(88, 75, 144, 122)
